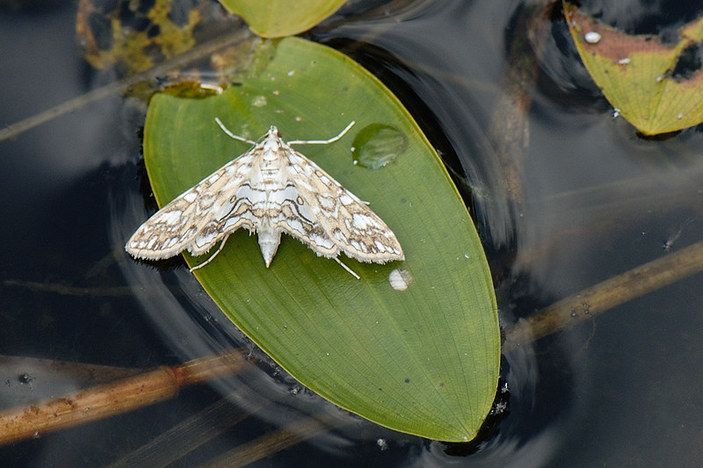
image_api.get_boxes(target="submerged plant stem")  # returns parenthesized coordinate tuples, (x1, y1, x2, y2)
(210, 411, 347, 466)
(504, 239, 703, 351)
(0, 352, 247, 446)
(3, 280, 140, 297)
(108, 396, 259, 467)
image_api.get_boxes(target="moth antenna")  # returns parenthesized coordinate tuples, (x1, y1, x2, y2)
(215, 118, 258, 145)
(288, 121, 355, 145)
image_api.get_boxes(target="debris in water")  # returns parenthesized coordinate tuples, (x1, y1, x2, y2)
(377, 438, 389, 451)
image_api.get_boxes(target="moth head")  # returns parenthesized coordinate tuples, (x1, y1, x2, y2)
(268, 126, 281, 138)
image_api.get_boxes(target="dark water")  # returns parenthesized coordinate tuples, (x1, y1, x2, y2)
(2, 0, 703, 465)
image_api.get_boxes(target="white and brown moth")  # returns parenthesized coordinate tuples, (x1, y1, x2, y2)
(125, 118, 404, 278)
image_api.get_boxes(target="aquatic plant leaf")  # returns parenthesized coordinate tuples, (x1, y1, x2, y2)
(564, 2, 703, 135)
(142, 37, 499, 441)
(219, 0, 346, 37)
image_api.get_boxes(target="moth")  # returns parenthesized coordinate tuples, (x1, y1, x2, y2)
(125, 118, 404, 278)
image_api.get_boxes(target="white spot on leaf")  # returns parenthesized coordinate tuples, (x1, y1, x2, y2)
(389, 268, 412, 291)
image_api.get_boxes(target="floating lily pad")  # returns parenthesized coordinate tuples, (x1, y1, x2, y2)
(219, 0, 346, 37)
(142, 37, 499, 441)
(564, 2, 703, 135)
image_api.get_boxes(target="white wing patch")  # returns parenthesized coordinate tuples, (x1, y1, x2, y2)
(125, 120, 404, 276)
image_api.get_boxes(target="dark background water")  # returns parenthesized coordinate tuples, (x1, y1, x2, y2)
(2, 0, 703, 465)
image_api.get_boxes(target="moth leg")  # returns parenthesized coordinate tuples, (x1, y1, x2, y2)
(190, 234, 230, 272)
(334, 257, 360, 280)
(215, 118, 257, 145)
(287, 121, 355, 146)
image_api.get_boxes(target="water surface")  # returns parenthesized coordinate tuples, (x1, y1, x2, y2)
(1, 0, 703, 465)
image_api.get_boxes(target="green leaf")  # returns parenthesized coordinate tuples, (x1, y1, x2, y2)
(219, 0, 346, 38)
(143, 37, 499, 442)
(564, 2, 703, 135)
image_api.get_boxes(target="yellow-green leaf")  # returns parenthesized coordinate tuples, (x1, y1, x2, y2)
(564, 2, 703, 135)
(219, 0, 346, 37)
(142, 37, 499, 441)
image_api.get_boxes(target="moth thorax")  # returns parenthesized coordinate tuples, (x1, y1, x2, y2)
(257, 227, 281, 267)
(263, 138, 282, 153)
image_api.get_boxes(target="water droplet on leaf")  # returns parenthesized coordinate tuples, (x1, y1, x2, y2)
(351, 124, 408, 170)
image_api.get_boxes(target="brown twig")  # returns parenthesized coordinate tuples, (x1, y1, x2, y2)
(208, 411, 347, 467)
(0, 352, 247, 445)
(504, 239, 703, 351)
(2, 279, 190, 298)
(0, 355, 142, 386)
(3, 280, 139, 297)
(108, 395, 258, 467)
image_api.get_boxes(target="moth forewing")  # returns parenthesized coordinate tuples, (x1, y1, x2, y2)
(285, 147, 404, 263)
(125, 153, 255, 259)
(125, 120, 404, 276)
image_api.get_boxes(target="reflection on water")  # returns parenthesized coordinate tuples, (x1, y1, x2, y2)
(2, 0, 703, 465)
